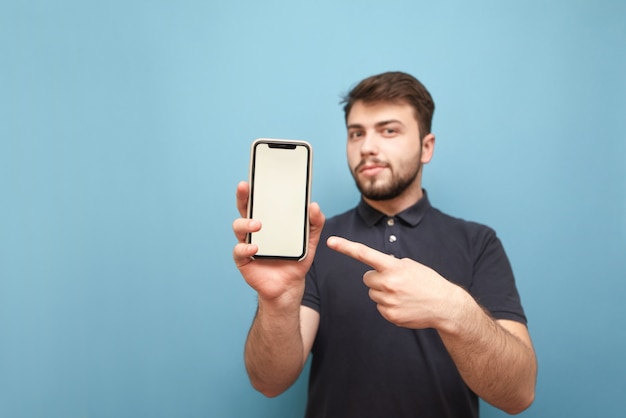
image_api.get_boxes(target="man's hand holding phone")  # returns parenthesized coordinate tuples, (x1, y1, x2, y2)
(232, 181, 325, 303)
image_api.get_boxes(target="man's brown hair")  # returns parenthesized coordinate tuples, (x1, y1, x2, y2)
(341, 71, 435, 139)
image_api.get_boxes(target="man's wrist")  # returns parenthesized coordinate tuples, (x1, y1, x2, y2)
(436, 284, 480, 336)
(257, 285, 305, 319)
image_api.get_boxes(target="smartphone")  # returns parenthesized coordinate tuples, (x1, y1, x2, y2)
(247, 138, 313, 260)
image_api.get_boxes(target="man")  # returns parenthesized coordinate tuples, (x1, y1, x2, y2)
(232, 71, 537, 417)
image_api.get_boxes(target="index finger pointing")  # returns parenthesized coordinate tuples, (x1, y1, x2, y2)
(327, 236, 395, 271)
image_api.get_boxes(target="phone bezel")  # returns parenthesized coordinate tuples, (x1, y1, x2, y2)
(247, 138, 312, 261)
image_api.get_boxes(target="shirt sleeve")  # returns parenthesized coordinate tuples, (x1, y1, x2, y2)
(469, 227, 527, 324)
(302, 260, 321, 313)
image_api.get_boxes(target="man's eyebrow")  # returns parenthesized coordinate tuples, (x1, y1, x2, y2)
(347, 120, 403, 130)
(375, 119, 403, 128)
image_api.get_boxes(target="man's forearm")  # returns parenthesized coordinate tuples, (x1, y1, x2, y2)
(438, 288, 537, 415)
(244, 301, 306, 398)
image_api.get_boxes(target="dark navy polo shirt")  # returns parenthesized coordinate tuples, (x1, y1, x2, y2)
(302, 192, 526, 418)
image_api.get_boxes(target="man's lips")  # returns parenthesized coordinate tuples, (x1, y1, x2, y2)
(356, 160, 388, 176)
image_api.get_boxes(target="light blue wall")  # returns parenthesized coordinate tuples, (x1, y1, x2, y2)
(1, 1, 624, 417)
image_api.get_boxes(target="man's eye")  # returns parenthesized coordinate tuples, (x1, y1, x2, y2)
(349, 131, 363, 139)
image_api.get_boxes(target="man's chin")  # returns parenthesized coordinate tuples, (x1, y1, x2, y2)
(358, 184, 399, 201)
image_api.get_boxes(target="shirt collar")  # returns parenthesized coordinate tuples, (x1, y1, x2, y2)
(356, 190, 432, 227)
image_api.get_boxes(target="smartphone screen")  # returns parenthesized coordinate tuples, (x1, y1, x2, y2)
(247, 138, 312, 260)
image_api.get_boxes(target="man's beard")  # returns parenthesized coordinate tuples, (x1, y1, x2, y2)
(351, 158, 422, 201)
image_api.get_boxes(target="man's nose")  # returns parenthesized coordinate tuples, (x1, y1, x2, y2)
(360, 132, 379, 156)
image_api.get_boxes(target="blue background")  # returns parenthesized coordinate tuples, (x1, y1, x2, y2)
(1, 1, 624, 417)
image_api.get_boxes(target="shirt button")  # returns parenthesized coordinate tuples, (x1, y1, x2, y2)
(387, 218, 395, 226)
(389, 235, 397, 243)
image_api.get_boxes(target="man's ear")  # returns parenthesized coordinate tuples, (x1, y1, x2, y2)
(421, 133, 435, 164)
